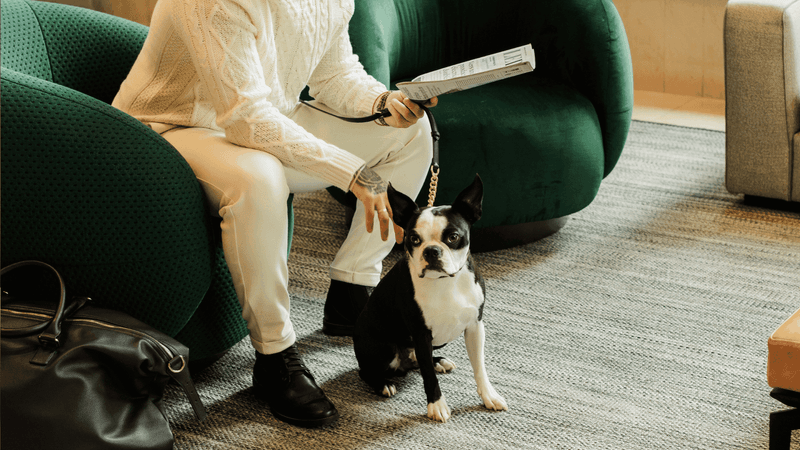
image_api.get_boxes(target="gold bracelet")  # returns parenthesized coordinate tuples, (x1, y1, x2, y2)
(374, 91, 391, 126)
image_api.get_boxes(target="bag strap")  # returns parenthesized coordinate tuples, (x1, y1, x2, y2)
(0, 261, 73, 365)
(1, 295, 90, 337)
(1, 261, 67, 340)
(167, 356, 208, 421)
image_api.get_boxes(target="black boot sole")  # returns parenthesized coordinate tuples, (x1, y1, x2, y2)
(253, 379, 340, 428)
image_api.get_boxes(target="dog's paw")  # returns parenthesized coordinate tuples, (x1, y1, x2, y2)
(381, 383, 397, 397)
(426, 397, 451, 423)
(478, 385, 508, 411)
(433, 357, 456, 373)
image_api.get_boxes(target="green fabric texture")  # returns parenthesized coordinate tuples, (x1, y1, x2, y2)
(1, 66, 212, 337)
(175, 245, 245, 360)
(347, 0, 633, 226)
(15, 0, 151, 105)
(0, 0, 295, 360)
(0, 0, 52, 80)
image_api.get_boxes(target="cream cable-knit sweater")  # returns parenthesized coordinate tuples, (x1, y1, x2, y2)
(112, 0, 387, 191)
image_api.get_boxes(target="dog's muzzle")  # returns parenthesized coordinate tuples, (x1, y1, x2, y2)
(422, 246, 443, 265)
(420, 245, 453, 277)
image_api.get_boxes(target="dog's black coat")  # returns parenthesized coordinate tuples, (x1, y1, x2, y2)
(354, 250, 485, 403)
(354, 174, 506, 422)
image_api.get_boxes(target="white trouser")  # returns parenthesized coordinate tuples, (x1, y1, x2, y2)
(161, 102, 432, 355)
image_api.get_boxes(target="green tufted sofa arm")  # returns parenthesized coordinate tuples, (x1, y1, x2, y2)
(1, 0, 150, 104)
(1, 66, 214, 337)
(1, 0, 294, 361)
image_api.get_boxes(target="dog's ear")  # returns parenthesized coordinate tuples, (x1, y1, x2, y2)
(387, 183, 419, 230)
(452, 174, 483, 224)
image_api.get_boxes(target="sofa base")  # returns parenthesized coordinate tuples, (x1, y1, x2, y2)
(743, 195, 800, 212)
(470, 217, 569, 253)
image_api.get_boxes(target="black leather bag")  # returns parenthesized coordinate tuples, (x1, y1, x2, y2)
(0, 260, 207, 450)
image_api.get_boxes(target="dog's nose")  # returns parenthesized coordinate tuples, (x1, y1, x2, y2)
(422, 246, 443, 263)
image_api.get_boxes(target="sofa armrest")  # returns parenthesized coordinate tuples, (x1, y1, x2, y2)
(1, 68, 214, 336)
(528, 0, 633, 177)
(725, 0, 800, 201)
(10, 0, 149, 104)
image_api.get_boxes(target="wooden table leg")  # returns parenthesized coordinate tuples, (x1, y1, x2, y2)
(770, 408, 800, 450)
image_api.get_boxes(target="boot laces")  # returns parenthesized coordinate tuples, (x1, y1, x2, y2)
(282, 346, 308, 376)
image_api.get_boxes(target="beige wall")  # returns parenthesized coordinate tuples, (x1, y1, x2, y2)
(42, 0, 157, 26)
(111, 0, 157, 26)
(615, 0, 727, 99)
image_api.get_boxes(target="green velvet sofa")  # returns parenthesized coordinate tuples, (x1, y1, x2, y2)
(0, 0, 295, 362)
(345, 0, 633, 250)
(1, 0, 631, 360)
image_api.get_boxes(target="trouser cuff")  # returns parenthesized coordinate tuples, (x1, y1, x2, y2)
(250, 330, 296, 355)
(329, 267, 380, 287)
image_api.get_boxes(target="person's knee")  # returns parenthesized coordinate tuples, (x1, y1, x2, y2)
(228, 152, 290, 208)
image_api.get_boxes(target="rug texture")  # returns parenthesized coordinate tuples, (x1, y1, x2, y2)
(165, 120, 800, 449)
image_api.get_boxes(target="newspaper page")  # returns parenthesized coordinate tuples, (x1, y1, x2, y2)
(396, 44, 535, 101)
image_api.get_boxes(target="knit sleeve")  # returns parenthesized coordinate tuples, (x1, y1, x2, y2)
(170, 0, 365, 191)
(307, 21, 388, 118)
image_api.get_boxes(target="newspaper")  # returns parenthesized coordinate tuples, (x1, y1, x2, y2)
(396, 44, 535, 101)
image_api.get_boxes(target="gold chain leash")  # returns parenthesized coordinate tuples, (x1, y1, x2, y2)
(427, 165, 440, 207)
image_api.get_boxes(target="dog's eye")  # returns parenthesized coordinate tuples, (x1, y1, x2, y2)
(409, 236, 421, 246)
(447, 233, 460, 244)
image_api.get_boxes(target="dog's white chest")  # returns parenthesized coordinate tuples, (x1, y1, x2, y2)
(410, 264, 484, 347)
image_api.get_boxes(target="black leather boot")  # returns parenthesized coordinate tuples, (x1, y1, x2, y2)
(322, 280, 372, 336)
(253, 345, 339, 427)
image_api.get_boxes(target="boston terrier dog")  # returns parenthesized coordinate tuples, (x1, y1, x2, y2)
(353, 174, 508, 423)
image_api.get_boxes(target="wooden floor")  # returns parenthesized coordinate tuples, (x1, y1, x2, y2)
(632, 90, 725, 132)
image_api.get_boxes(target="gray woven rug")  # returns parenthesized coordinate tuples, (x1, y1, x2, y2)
(166, 120, 800, 449)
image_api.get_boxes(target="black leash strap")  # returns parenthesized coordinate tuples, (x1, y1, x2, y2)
(300, 99, 441, 205)
(300, 100, 391, 123)
(417, 103, 440, 206)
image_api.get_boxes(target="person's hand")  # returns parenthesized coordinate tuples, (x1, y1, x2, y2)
(382, 92, 438, 129)
(350, 167, 405, 244)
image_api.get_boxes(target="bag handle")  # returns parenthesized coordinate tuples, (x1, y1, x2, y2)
(0, 261, 67, 345)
